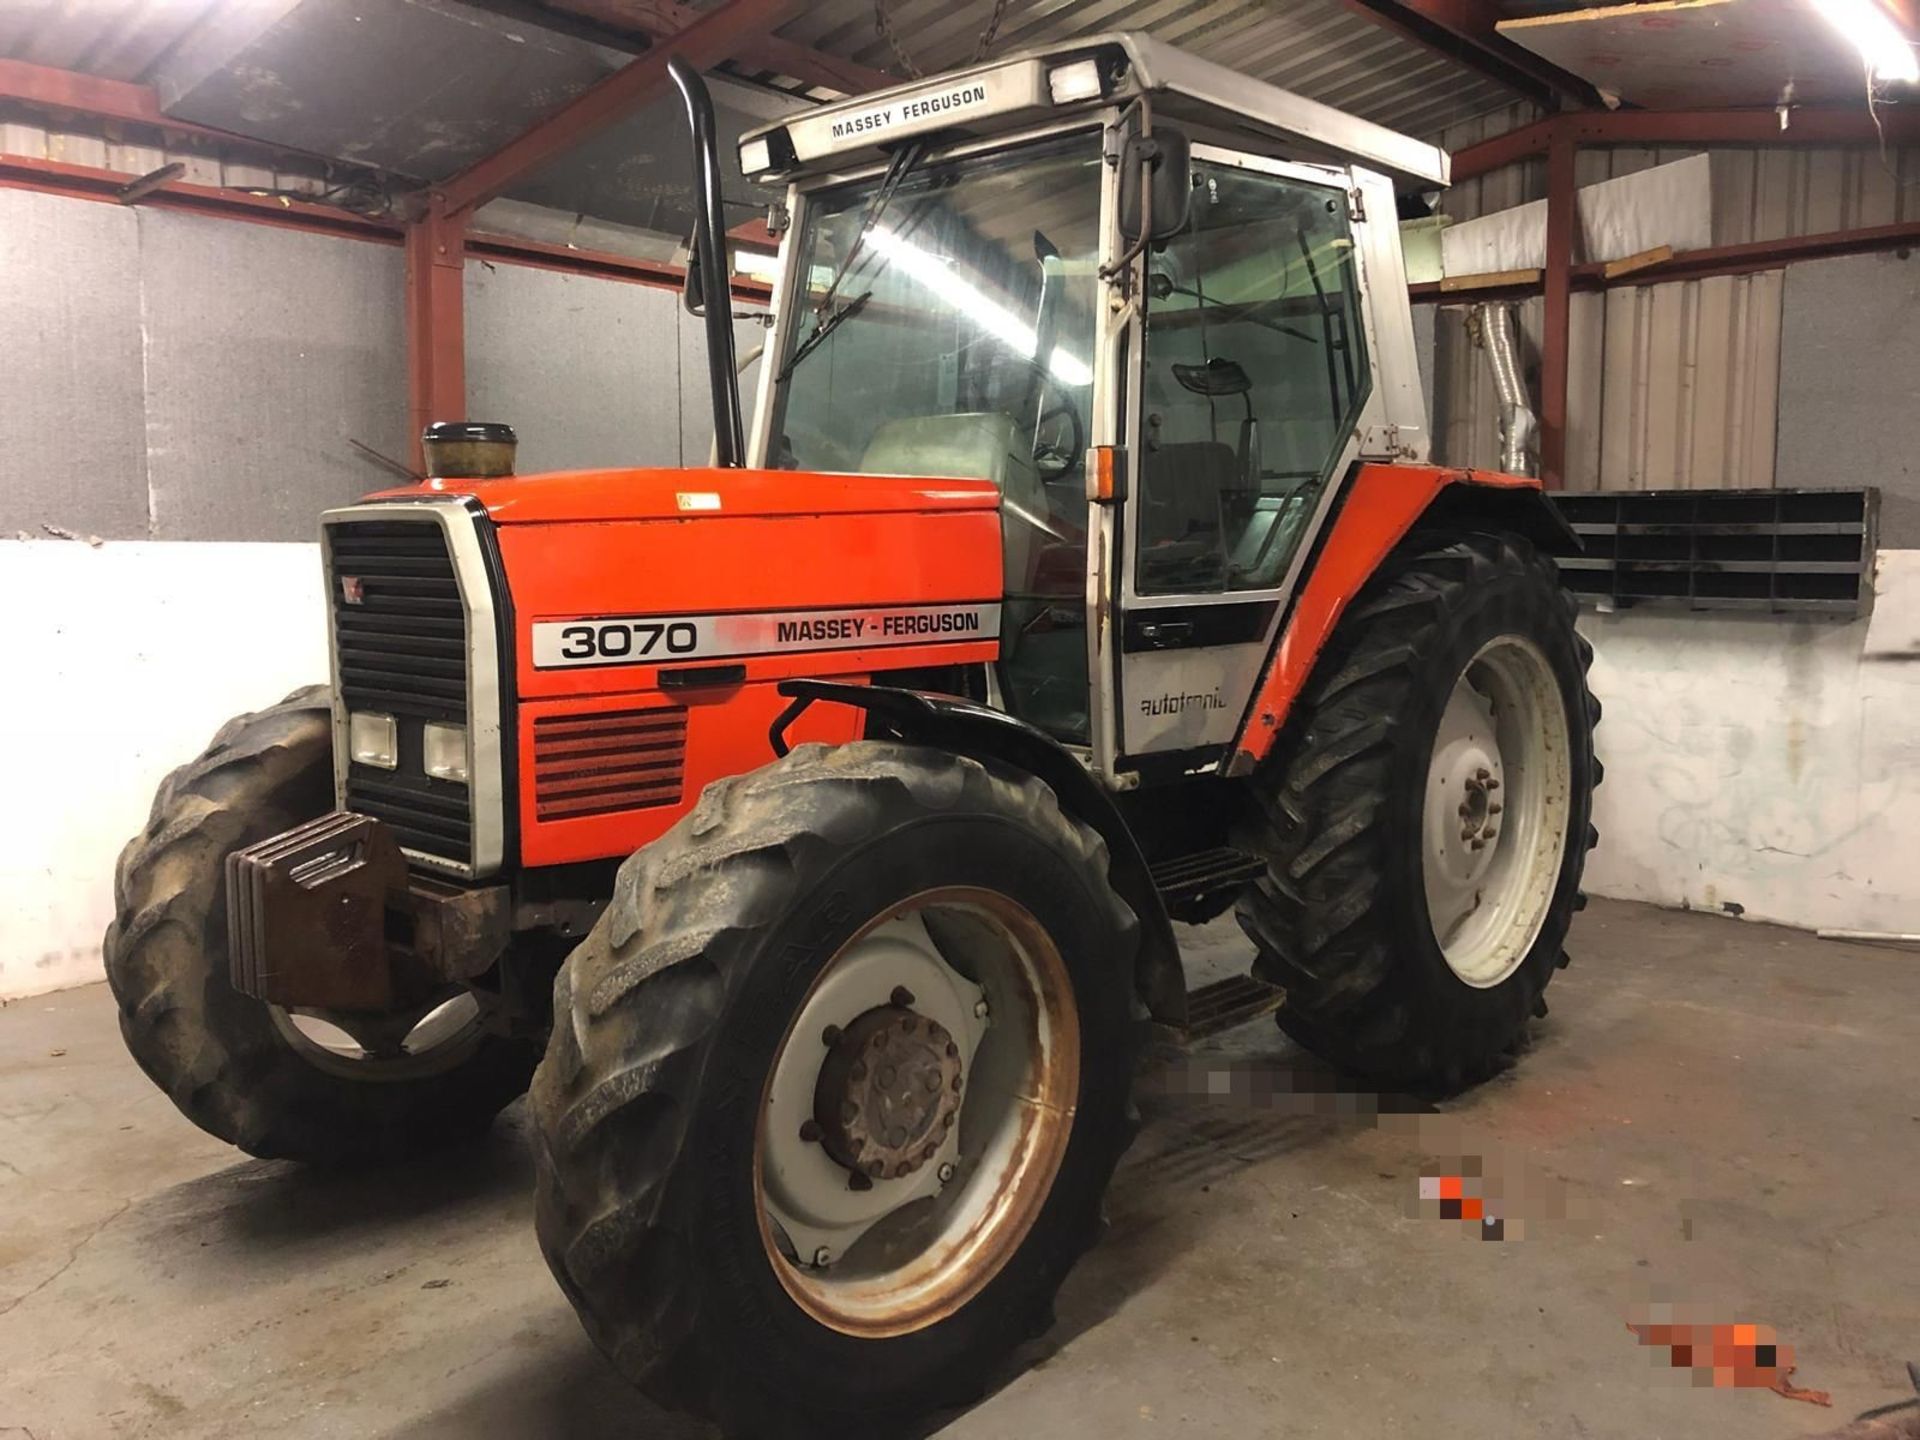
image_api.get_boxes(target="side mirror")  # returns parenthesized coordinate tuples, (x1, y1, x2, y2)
(1117, 126, 1192, 246)
(1172, 357, 1252, 398)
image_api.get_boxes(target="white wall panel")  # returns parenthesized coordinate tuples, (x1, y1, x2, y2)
(1582, 551, 1920, 934)
(0, 540, 326, 1001)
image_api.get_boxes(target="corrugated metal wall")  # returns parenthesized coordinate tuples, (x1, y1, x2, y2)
(1431, 271, 1782, 490)
(1425, 115, 1914, 493)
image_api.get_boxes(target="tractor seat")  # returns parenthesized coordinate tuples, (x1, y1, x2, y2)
(1139, 439, 1240, 549)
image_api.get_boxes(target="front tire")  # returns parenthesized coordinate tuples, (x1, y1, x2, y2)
(531, 741, 1140, 1438)
(1236, 531, 1599, 1091)
(103, 687, 539, 1163)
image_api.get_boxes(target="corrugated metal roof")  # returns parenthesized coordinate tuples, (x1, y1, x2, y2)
(0, 0, 231, 83)
(774, 0, 1517, 139)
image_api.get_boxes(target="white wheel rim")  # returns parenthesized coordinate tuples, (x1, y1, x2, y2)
(268, 993, 485, 1081)
(754, 888, 1079, 1338)
(1421, 635, 1572, 988)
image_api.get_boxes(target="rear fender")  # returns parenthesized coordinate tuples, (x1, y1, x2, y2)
(776, 680, 1186, 1027)
(1229, 464, 1576, 776)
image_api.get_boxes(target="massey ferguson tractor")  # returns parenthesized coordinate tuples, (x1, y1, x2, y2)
(105, 33, 1598, 1438)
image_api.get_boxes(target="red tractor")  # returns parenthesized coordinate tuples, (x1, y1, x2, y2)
(106, 34, 1596, 1438)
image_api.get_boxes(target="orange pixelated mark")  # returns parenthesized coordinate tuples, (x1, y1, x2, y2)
(1626, 1321, 1832, 1406)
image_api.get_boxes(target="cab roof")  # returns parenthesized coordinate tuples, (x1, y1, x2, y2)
(738, 31, 1449, 191)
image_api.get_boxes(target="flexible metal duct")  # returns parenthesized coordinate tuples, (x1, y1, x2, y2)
(1475, 301, 1538, 477)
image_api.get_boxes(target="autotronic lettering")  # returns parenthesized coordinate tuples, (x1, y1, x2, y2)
(531, 604, 1000, 669)
(1141, 689, 1227, 717)
(828, 84, 988, 140)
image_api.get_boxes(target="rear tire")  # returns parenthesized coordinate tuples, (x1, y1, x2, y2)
(103, 687, 539, 1164)
(531, 741, 1140, 1438)
(1235, 532, 1598, 1091)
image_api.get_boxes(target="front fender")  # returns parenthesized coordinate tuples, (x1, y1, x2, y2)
(775, 680, 1187, 1027)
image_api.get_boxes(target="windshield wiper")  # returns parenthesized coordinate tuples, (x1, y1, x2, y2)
(777, 289, 873, 381)
(777, 140, 926, 382)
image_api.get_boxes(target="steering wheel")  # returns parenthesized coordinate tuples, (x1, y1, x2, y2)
(1031, 400, 1085, 480)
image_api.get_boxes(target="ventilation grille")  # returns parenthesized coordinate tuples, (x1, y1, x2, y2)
(533, 706, 688, 822)
(1553, 487, 1877, 617)
(329, 521, 467, 722)
(328, 517, 472, 867)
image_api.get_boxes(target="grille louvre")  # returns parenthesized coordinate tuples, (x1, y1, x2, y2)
(534, 707, 688, 822)
(328, 517, 473, 868)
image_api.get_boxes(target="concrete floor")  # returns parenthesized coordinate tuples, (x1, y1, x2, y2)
(2, 897, 1917, 1439)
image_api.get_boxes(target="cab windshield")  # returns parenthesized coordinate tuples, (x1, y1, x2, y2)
(768, 132, 1101, 493)
(768, 131, 1104, 745)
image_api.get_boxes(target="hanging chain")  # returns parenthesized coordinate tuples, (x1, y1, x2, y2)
(971, 0, 1012, 62)
(874, 0, 1015, 81)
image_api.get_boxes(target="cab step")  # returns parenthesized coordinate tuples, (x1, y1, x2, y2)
(1178, 973, 1286, 1043)
(1149, 846, 1268, 901)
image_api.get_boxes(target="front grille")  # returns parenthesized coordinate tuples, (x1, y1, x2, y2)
(533, 706, 688, 821)
(327, 518, 473, 867)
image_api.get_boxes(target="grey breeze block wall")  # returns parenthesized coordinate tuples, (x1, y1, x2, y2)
(4, 186, 767, 542)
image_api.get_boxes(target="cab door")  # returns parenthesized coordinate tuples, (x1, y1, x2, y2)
(1115, 146, 1376, 767)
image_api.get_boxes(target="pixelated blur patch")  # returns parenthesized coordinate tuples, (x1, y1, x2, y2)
(1626, 1319, 1831, 1406)
(1412, 1157, 1512, 1239)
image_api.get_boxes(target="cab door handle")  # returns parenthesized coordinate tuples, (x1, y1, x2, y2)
(1137, 620, 1193, 648)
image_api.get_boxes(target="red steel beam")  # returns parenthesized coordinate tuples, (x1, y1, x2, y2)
(1408, 219, 1920, 301)
(551, 0, 891, 94)
(1538, 135, 1575, 490)
(1343, 0, 1600, 109)
(467, 228, 770, 301)
(435, 0, 800, 219)
(405, 203, 469, 469)
(0, 151, 399, 242)
(1451, 106, 1920, 181)
(0, 57, 229, 139)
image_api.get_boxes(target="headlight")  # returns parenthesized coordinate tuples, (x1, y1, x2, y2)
(422, 721, 469, 783)
(1047, 58, 1106, 105)
(349, 711, 397, 770)
(738, 135, 772, 177)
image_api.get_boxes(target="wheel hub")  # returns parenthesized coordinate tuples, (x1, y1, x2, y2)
(814, 1003, 963, 1180)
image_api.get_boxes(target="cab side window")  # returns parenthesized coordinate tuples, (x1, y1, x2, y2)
(1137, 162, 1371, 595)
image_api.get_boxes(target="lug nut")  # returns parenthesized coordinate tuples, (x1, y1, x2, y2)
(1476, 767, 1490, 780)
(799, 1119, 822, 1143)
(821, 1024, 841, 1047)
(945, 1041, 959, 1059)
(1470, 838, 1486, 851)
(850, 1062, 867, 1082)
(812, 1246, 832, 1267)
(898, 1015, 914, 1032)
(1486, 777, 1500, 790)
(1488, 803, 1503, 816)
(891, 985, 916, 1007)
(942, 1112, 956, 1129)
(871, 1032, 888, 1051)
(865, 1159, 884, 1176)
(937, 1161, 956, 1183)
(848, 1172, 873, 1193)
(974, 999, 991, 1020)
(924, 1073, 942, 1093)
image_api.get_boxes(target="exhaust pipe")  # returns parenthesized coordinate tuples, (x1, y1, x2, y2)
(1474, 301, 1537, 477)
(668, 55, 745, 468)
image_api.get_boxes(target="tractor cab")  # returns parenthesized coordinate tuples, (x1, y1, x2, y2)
(734, 33, 1442, 779)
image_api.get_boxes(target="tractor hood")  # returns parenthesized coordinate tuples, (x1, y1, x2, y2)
(367, 467, 1001, 525)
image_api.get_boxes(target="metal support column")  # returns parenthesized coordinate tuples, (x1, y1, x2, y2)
(1539, 135, 1576, 490)
(405, 200, 468, 472)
